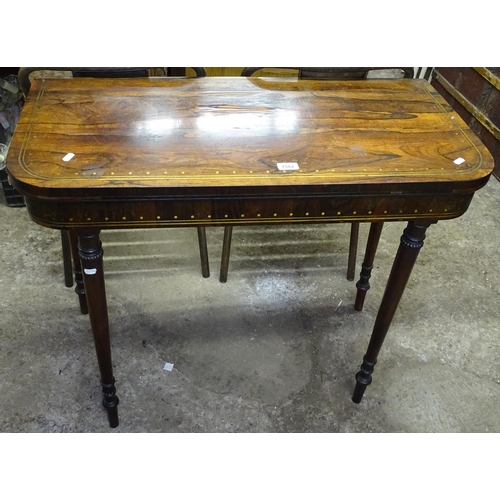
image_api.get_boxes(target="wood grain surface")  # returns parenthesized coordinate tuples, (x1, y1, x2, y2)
(8, 77, 493, 189)
(5, 76, 494, 229)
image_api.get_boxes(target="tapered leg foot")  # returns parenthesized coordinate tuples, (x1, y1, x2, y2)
(101, 379, 119, 428)
(352, 221, 432, 403)
(352, 357, 376, 403)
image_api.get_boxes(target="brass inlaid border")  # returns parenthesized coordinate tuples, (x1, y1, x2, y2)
(31, 212, 458, 229)
(26, 191, 471, 230)
(19, 79, 47, 179)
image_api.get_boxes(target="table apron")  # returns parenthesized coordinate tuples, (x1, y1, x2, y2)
(25, 192, 474, 230)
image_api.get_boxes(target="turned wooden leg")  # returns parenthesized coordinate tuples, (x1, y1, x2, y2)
(219, 225, 233, 283)
(354, 222, 384, 311)
(69, 230, 88, 315)
(346, 222, 360, 281)
(78, 230, 119, 428)
(352, 221, 432, 404)
(61, 230, 73, 288)
(197, 227, 210, 278)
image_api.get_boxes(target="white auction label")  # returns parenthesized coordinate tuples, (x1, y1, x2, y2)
(277, 162, 300, 171)
(62, 153, 75, 162)
(84, 268, 97, 275)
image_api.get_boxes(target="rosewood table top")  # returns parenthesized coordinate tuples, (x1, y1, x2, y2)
(7, 76, 493, 229)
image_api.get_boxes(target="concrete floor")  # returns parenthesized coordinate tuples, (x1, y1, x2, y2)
(1, 176, 500, 433)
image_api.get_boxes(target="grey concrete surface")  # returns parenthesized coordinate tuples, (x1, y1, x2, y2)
(1, 177, 500, 433)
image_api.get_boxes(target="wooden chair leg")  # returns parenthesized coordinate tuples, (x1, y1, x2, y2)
(220, 223, 363, 284)
(354, 221, 384, 311)
(61, 230, 73, 287)
(347, 222, 360, 281)
(352, 221, 431, 403)
(197, 227, 210, 278)
(77, 230, 119, 427)
(219, 226, 233, 283)
(69, 230, 89, 315)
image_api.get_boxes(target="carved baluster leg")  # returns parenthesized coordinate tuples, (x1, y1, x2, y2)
(78, 230, 119, 428)
(354, 221, 384, 311)
(69, 230, 88, 314)
(352, 221, 432, 404)
(197, 227, 210, 278)
(61, 230, 73, 288)
(219, 225, 233, 283)
(346, 222, 360, 281)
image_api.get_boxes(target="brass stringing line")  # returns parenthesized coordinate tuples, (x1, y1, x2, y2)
(34, 209, 463, 229)
(425, 83, 483, 172)
(19, 79, 47, 179)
